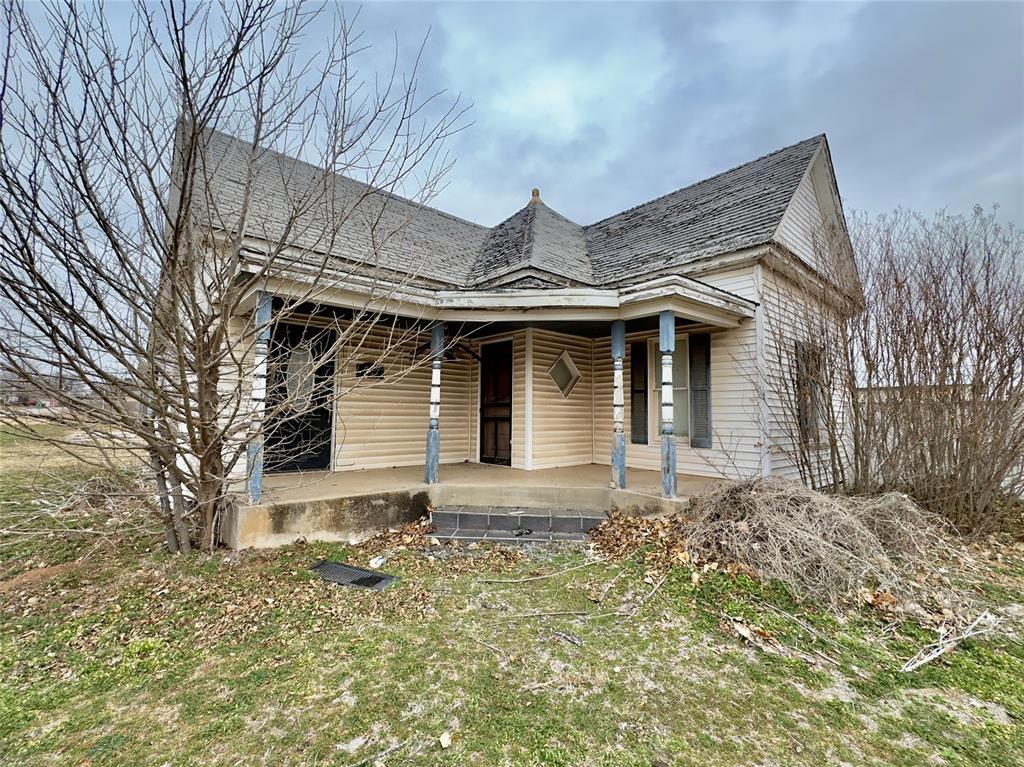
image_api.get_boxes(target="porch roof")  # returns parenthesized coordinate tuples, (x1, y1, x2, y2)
(241, 269, 757, 329)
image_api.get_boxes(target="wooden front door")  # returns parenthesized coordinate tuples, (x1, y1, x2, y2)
(264, 323, 336, 473)
(479, 340, 513, 465)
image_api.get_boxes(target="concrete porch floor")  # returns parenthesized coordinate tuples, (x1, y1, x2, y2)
(262, 462, 717, 506)
(225, 463, 720, 549)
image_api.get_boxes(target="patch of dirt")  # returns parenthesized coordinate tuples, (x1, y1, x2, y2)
(901, 687, 1012, 726)
(0, 561, 77, 593)
(794, 672, 859, 704)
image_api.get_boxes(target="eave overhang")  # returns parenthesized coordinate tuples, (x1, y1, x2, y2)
(237, 261, 756, 329)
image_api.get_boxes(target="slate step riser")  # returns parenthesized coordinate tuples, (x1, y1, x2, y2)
(430, 510, 604, 534)
(429, 505, 604, 543)
(431, 529, 586, 544)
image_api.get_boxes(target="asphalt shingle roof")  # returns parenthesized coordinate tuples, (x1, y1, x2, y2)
(195, 130, 825, 289)
(468, 196, 593, 286)
(194, 129, 489, 286)
(584, 135, 824, 284)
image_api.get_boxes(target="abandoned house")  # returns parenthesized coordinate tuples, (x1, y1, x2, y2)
(187, 131, 862, 547)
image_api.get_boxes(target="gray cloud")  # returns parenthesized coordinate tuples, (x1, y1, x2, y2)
(352, 2, 1023, 227)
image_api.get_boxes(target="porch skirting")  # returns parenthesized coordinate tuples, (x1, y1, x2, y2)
(223, 463, 715, 549)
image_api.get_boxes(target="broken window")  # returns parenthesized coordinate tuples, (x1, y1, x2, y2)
(285, 343, 314, 410)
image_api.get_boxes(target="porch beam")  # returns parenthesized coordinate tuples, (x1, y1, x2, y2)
(659, 310, 677, 497)
(424, 323, 444, 484)
(610, 320, 626, 489)
(247, 291, 273, 504)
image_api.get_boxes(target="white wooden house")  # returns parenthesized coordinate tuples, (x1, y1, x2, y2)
(190, 132, 861, 547)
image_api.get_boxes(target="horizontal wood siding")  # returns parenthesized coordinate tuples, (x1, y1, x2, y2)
(512, 332, 527, 468)
(530, 329, 594, 469)
(698, 266, 759, 301)
(593, 267, 762, 479)
(775, 162, 827, 275)
(594, 321, 762, 479)
(223, 314, 255, 490)
(334, 323, 472, 471)
(761, 268, 850, 483)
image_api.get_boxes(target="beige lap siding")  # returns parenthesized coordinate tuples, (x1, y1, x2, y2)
(334, 324, 472, 471)
(512, 333, 527, 468)
(530, 329, 594, 469)
(593, 266, 763, 480)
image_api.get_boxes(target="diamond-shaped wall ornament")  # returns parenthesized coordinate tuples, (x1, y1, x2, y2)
(548, 350, 581, 398)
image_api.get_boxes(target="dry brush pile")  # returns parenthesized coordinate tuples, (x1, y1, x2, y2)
(594, 477, 955, 609)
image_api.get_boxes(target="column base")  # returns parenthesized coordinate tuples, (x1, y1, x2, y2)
(661, 434, 677, 497)
(425, 428, 440, 484)
(611, 431, 626, 489)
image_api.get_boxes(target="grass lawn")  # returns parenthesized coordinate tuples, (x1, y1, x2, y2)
(1, 426, 1023, 766)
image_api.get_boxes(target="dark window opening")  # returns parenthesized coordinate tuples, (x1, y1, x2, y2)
(630, 341, 648, 444)
(795, 340, 823, 446)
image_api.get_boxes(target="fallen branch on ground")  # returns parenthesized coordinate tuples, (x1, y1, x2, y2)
(901, 611, 1001, 672)
(480, 557, 605, 584)
(622, 573, 669, 619)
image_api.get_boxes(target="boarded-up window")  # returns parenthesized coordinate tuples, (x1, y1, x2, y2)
(689, 334, 711, 448)
(629, 342, 647, 444)
(795, 340, 823, 446)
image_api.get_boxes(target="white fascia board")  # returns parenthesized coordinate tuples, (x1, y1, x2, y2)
(620, 276, 756, 317)
(238, 249, 755, 325)
(236, 271, 442, 321)
(433, 287, 618, 309)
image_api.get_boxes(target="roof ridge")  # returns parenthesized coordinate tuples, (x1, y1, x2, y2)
(202, 126, 491, 233)
(584, 133, 825, 229)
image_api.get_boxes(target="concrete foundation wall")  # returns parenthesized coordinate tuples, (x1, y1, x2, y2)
(225, 479, 691, 549)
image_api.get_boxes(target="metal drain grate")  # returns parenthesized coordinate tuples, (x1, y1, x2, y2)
(310, 560, 397, 591)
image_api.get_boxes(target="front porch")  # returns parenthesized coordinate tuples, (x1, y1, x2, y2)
(230, 272, 758, 549)
(225, 463, 718, 549)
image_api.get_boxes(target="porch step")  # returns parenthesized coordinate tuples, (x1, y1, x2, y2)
(429, 506, 606, 544)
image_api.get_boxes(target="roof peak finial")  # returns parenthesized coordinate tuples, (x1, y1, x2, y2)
(529, 187, 541, 205)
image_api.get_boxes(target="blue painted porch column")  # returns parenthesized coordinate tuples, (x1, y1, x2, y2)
(659, 310, 677, 497)
(424, 323, 444, 484)
(610, 319, 626, 489)
(247, 291, 273, 504)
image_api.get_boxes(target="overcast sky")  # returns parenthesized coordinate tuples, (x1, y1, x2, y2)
(345, 1, 1023, 228)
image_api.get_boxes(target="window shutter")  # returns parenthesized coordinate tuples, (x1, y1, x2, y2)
(629, 341, 648, 444)
(689, 333, 711, 448)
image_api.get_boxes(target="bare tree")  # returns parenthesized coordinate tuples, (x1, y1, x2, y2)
(0, 1, 466, 550)
(846, 208, 1024, 532)
(764, 206, 1024, 533)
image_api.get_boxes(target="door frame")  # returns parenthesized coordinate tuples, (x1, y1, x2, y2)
(475, 335, 514, 465)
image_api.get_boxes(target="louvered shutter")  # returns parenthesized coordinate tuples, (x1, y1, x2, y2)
(689, 333, 711, 448)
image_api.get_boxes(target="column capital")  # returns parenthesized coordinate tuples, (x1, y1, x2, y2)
(659, 309, 676, 353)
